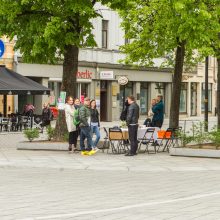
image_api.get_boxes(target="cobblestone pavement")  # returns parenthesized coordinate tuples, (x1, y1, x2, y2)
(1, 120, 220, 220)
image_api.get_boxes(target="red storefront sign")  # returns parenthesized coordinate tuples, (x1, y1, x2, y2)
(76, 70, 93, 79)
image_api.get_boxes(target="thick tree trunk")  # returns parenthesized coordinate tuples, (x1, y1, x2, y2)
(53, 45, 79, 141)
(169, 40, 186, 128)
(217, 57, 220, 128)
(62, 45, 79, 97)
(53, 109, 68, 141)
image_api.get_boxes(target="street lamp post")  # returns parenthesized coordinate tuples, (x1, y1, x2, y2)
(204, 56, 209, 131)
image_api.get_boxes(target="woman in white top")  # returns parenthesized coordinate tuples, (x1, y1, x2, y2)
(148, 99, 156, 119)
(64, 96, 77, 152)
(144, 99, 156, 126)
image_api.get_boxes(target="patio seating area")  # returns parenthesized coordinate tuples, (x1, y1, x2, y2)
(0, 114, 43, 132)
(99, 126, 182, 155)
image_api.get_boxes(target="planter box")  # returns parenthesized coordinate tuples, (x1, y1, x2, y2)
(169, 147, 220, 158)
(17, 141, 68, 151)
(16, 140, 105, 151)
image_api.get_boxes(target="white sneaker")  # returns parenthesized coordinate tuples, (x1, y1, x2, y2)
(93, 147, 99, 152)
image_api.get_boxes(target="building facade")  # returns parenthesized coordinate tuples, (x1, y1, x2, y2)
(1, 4, 216, 121)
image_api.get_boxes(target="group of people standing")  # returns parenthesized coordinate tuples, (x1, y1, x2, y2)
(62, 93, 164, 157)
(64, 96, 100, 156)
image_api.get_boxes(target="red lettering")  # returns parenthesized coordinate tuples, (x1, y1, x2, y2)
(76, 70, 93, 79)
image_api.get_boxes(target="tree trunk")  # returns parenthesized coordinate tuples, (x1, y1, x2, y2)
(53, 109, 68, 141)
(62, 45, 79, 97)
(217, 57, 220, 128)
(169, 40, 186, 128)
(53, 45, 79, 141)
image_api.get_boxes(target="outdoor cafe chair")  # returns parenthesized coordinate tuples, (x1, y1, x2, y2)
(138, 127, 156, 154)
(157, 127, 182, 152)
(33, 115, 42, 130)
(0, 117, 10, 132)
(98, 127, 110, 153)
(21, 116, 31, 130)
(108, 127, 128, 154)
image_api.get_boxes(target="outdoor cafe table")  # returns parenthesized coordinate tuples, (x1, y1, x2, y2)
(120, 126, 160, 141)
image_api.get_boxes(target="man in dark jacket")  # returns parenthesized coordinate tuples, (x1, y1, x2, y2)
(125, 95, 139, 156)
(79, 97, 95, 155)
(152, 95, 164, 128)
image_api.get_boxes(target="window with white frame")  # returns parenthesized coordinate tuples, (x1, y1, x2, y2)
(179, 83, 187, 113)
(102, 20, 108, 48)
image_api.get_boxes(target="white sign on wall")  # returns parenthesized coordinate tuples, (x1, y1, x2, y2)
(118, 76, 129, 85)
(100, 71, 114, 80)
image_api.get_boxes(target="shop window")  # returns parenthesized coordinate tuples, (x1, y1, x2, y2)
(102, 20, 108, 48)
(140, 82, 148, 115)
(201, 83, 212, 112)
(179, 83, 187, 113)
(77, 83, 89, 103)
(155, 82, 165, 95)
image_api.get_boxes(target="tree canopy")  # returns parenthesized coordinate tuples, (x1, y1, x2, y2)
(119, 0, 220, 67)
(119, 0, 220, 127)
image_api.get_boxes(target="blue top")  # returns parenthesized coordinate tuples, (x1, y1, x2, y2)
(152, 101, 164, 123)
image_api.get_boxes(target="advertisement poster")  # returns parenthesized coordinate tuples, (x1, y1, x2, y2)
(57, 91, 66, 110)
(60, 91, 66, 103)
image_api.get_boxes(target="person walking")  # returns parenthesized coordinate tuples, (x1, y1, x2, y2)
(90, 100, 100, 148)
(125, 95, 139, 156)
(79, 97, 96, 156)
(152, 95, 164, 128)
(64, 96, 78, 153)
(41, 103, 53, 133)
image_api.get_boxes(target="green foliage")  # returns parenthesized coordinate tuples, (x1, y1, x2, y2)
(0, 0, 121, 64)
(191, 121, 209, 148)
(63, 132, 69, 142)
(24, 128, 40, 142)
(46, 125, 55, 141)
(178, 130, 193, 148)
(209, 127, 220, 149)
(119, 0, 220, 67)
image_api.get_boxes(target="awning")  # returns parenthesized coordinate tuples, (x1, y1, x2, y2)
(0, 65, 50, 95)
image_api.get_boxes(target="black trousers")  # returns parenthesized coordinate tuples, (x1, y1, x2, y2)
(69, 130, 78, 146)
(128, 124, 138, 154)
(152, 120, 163, 128)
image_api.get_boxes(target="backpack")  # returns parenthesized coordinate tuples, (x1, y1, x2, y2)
(73, 108, 80, 126)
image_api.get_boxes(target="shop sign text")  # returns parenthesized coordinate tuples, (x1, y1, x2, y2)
(77, 70, 93, 79)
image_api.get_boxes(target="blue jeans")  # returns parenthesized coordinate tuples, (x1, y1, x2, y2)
(80, 126, 94, 151)
(91, 125, 100, 147)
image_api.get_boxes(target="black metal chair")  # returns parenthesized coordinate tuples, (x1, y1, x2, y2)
(157, 127, 182, 152)
(138, 128, 156, 153)
(0, 118, 10, 132)
(98, 127, 110, 153)
(108, 127, 128, 154)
